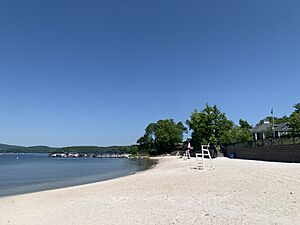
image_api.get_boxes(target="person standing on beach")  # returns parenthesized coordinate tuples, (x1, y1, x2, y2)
(186, 140, 193, 159)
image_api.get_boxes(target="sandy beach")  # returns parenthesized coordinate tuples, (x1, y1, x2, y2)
(0, 157, 299, 225)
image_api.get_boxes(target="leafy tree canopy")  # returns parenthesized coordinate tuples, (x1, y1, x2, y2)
(220, 126, 253, 145)
(293, 103, 300, 113)
(137, 119, 187, 155)
(186, 104, 233, 148)
(239, 119, 252, 129)
(290, 103, 300, 135)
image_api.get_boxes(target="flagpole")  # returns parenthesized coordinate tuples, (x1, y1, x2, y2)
(271, 108, 275, 138)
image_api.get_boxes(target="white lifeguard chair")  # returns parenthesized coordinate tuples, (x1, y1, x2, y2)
(195, 144, 214, 170)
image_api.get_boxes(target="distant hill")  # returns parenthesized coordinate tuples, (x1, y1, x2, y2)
(0, 143, 26, 151)
(26, 146, 60, 153)
(60, 146, 134, 154)
(0, 143, 136, 154)
(0, 143, 59, 153)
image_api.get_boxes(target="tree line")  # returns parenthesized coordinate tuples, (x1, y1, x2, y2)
(0, 144, 139, 155)
(137, 103, 300, 155)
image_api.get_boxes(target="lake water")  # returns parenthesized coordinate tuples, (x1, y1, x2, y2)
(0, 153, 155, 197)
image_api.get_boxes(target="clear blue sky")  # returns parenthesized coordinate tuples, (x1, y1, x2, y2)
(0, 0, 299, 147)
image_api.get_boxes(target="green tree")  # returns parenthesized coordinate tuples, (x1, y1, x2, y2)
(126, 145, 139, 155)
(290, 103, 300, 135)
(137, 119, 187, 155)
(220, 126, 253, 145)
(220, 127, 238, 145)
(137, 132, 155, 154)
(275, 116, 290, 124)
(237, 127, 253, 143)
(137, 123, 155, 153)
(292, 103, 300, 113)
(239, 119, 252, 129)
(186, 104, 233, 148)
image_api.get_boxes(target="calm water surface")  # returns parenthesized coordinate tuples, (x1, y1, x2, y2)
(0, 153, 155, 197)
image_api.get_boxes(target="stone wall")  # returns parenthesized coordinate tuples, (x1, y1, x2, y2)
(224, 144, 300, 163)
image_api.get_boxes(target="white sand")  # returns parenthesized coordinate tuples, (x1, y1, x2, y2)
(0, 157, 299, 225)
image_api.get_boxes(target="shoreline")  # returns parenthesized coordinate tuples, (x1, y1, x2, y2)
(1, 157, 299, 225)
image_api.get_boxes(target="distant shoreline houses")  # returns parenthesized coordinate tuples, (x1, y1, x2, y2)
(49, 152, 131, 158)
(251, 121, 291, 140)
